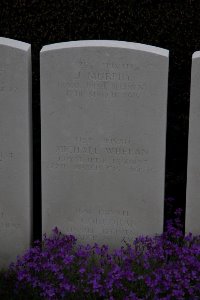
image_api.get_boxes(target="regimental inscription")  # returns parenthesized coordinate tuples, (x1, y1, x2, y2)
(48, 136, 153, 173)
(0, 210, 21, 233)
(48, 208, 137, 244)
(0, 151, 14, 165)
(57, 59, 145, 100)
(70, 209, 136, 242)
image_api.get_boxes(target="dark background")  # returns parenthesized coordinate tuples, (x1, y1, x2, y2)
(0, 0, 198, 242)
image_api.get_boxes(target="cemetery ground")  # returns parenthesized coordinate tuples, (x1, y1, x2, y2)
(0, 207, 199, 300)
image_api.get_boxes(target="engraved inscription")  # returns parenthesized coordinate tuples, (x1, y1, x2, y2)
(0, 151, 14, 165)
(0, 210, 21, 232)
(67, 208, 136, 243)
(57, 59, 145, 100)
(48, 136, 153, 173)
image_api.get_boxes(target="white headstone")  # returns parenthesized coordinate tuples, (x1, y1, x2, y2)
(41, 40, 169, 247)
(186, 51, 200, 235)
(0, 37, 32, 268)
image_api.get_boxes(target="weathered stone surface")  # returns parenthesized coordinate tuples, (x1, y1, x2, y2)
(41, 40, 169, 247)
(0, 37, 32, 268)
(186, 51, 200, 235)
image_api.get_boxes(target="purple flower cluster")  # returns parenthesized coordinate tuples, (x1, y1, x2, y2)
(6, 209, 200, 300)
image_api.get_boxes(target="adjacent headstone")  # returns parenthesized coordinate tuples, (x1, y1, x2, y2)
(186, 51, 200, 235)
(0, 37, 32, 268)
(41, 40, 169, 247)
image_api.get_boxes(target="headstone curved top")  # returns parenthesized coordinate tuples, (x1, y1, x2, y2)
(0, 37, 32, 268)
(41, 40, 169, 247)
(41, 40, 168, 56)
(191, 51, 200, 59)
(0, 37, 30, 51)
(186, 51, 200, 234)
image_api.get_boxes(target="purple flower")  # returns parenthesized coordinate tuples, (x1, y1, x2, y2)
(3, 205, 200, 300)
